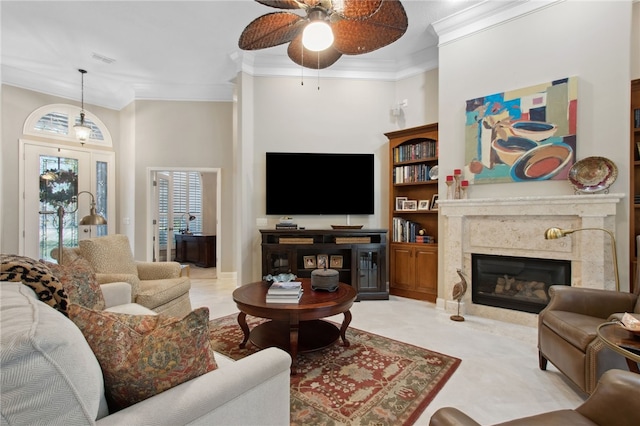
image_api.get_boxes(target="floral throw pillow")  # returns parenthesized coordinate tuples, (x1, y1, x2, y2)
(44, 258, 105, 311)
(68, 305, 218, 411)
(1, 254, 68, 315)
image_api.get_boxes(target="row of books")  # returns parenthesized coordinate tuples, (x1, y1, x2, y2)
(266, 281, 303, 303)
(393, 164, 435, 184)
(634, 108, 640, 129)
(393, 139, 437, 163)
(391, 217, 434, 243)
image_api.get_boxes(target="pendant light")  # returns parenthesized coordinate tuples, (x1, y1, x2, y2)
(73, 69, 91, 142)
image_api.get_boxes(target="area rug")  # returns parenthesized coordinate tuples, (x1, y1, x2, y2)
(209, 314, 461, 425)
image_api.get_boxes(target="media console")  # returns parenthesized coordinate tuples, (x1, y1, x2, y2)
(260, 229, 388, 301)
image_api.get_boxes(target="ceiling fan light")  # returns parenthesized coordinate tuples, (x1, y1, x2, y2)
(302, 21, 334, 52)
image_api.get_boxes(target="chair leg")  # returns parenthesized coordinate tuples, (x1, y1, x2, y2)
(539, 351, 548, 370)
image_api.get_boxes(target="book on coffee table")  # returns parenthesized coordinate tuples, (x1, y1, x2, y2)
(266, 281, 303, 303)
(266, 291, 303, 303)
(268, 281, 302, 295)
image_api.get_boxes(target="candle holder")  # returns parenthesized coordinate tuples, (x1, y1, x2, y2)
(460, 180, 469, 199)
(446, 175, 455, 199)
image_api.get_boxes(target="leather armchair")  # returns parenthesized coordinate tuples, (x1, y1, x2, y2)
(53, 234, 192, 317)
(429, 369, 640, 426)
(537, 280, 639, 394)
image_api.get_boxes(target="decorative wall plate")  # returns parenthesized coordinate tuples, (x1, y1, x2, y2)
(568, 156, 617, 193)
(429, 165, 439, 180)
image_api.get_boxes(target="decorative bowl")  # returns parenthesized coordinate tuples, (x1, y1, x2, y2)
(263, 273, 297, 283)
(568, 156, 617, 193)
(492, 137, 538, 166)
(510, 121, 558, 141)
(510, 142, 573, 181)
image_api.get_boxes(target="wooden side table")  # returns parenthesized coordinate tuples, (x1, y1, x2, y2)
(597, 321, 640, 374)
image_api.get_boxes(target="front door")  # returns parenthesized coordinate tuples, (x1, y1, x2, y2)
(22, 141, 115, 261)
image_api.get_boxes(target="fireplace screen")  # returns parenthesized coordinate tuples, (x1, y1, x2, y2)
(471, 254, 571, 314)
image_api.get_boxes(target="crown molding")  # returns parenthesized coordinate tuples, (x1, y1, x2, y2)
(431, 0, 564, 46)
(2, 64, 133, 110)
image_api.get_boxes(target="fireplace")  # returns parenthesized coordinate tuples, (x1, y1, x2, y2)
(438, 194, 622, 326)
(472, 254, 571, 314)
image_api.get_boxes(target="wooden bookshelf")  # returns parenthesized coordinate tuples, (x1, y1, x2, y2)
(385, 123, 439, 302)
(630, 79, 640, 293)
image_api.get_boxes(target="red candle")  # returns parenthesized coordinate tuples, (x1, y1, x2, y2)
(454, 169, 462, 175)
(461, 180, 469, 187)
(446, 175, 454, 182)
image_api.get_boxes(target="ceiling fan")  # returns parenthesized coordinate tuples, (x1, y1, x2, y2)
(238, 0, 408, 69)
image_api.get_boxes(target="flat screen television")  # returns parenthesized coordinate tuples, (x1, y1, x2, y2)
(266, 152, 375, 215)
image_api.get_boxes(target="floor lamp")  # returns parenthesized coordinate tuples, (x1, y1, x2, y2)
(544, 227, 619, 292)
(40, 191, 107, 265)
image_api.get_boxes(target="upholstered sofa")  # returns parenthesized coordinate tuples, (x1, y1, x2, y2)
(429, 369, 640, 426)
(1, 281, 292, 425)
(54, 234, 192, 318)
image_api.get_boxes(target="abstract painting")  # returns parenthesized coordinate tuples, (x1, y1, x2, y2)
(464, 77, 577, 184)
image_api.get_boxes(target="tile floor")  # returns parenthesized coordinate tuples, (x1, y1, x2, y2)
(188, 266, 587, 425)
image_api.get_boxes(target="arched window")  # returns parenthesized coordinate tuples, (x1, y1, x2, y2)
(23, 104, 112, 147)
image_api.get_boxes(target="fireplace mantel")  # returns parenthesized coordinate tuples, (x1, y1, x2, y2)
(439, 193, 624, 326)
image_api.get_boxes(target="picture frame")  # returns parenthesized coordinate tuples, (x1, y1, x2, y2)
(303, 255, 316, 269)
(417, 199, 430, 211)
(317, 254, 329, 269)
(395, 196, 407, 211)
(430, 194, 439, 210)
(330, 255, 343, 269)
(402, 200, 417, 211)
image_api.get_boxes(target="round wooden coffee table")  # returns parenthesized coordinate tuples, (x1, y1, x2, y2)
(232, 278, 357, 374)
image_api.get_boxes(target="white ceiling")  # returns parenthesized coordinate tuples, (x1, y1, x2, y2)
(1, 0, 488, 110)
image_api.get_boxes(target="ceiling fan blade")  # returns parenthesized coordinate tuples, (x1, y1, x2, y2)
(288, 35, 342, 69)
(239, 12, 305, 50)
(331, 0, 382, 20)
(331, 0, 407, 55)
(255, 0, 306, 10)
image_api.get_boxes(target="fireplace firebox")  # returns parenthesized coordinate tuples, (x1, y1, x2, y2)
(471, 254, 571, 314)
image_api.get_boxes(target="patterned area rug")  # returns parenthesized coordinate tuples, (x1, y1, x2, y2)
(209, 314, 461, 425)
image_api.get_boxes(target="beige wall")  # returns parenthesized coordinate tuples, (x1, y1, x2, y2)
(633, 1, 640, 80)
(239, 74, 440, 283)
(438, 1, 633, 289)
(0, 85, 120, 254)
(131, 100, 233, 271)
(2, 2, 637, 285)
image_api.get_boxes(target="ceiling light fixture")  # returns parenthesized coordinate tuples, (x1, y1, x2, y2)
(73, 69, 91, 142)
(302, 10, 334, 52)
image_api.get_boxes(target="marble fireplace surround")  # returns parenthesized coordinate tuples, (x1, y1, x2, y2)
(438, 193, 624, 327)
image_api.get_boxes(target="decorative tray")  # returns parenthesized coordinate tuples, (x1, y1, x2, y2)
(620, 313, 640, 336)
(567, 156, 617, 193)
(331, 225, 363, 229)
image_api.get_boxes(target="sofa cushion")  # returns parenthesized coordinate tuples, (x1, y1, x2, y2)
(0, 282, 109, 424)
(1, 254, 68, 314)
(79, 234, 138, 275)
(44, 257, 106, 311)
(541, 310, 605, 351)
(68, 305, 218, 411)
